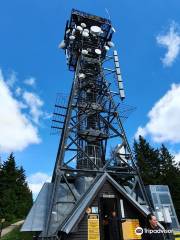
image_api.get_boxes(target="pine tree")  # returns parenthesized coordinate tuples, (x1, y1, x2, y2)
(15, 166, 33, 218)
(0, 153, 17, 221)
(133, 136, 162, 185)
(0, 153, 33, 223)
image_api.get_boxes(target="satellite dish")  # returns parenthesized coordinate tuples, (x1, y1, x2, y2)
(90, 26, 102, 35)
(104, 45, 110, 51)
(58, 40, 66, 49)
(72, 29, 76, 35)
(81, 23, 86, 28)
(82, 49, 88, 55)
(69, 35, 75, 40)
(83, 28, 89, 33)
(66, 29, 70, 34)
(79, 73, 86, 79)
(108, 41, 115, 47)
(82, 31, 89, 37)
(95, 49, 101, 55)
(76, 26, 83, 32)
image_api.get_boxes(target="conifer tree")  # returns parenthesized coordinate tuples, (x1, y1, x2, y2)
(133, 136, 161, 185)
(0, 153, 33, 222)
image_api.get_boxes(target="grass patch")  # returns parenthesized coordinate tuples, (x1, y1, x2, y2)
(1, 226, 33, 240)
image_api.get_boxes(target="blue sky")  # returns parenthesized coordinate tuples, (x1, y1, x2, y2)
(0, 0, 180, 197)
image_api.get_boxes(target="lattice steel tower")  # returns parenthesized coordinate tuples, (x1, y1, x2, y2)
(22, 9, 152, 240)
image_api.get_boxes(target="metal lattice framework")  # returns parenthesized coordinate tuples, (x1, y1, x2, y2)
(32, 9, 152, 239)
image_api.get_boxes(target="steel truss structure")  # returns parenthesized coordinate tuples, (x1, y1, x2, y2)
(50, 8, 151, 237)
(22, 9, 152, 239)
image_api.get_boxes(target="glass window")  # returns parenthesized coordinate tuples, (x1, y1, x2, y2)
(156, 186, 168, 192)
(149, 185, 156, 192)
(162, 205, 173, 215)
(171, 217, 179, 229)
(152, 193, 159, 204)
(170, 205, 176, 216)
(159, 193, 171, 204)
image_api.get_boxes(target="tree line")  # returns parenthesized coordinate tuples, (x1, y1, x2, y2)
(134, 135, 180, 221)
(0, 153, 33, 224)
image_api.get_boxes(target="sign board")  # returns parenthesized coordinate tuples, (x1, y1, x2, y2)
(91, 207, 99, 214)
(88, 214, 100, 240)
(173, 230, 180, 240)
(122, 219, 141, 240)
(102, 194, 115, 198)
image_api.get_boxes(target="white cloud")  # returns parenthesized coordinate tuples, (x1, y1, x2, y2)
(15, 87, 22, 96)
(135, 126, 147, 140)
(0, 69, 42, 153)
(174, 152, 180, 164)
(23, 91, 44, 124)
(135, 84, 180, 143)
(27, 172, 51, 198)
(156, 21, 180, 67)
(24, 77, 36, 87)
(6, 71, 17, 87)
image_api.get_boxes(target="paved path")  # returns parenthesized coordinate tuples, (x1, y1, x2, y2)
(1, 220, 24, 237)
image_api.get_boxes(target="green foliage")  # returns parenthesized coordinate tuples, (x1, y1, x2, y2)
(134, 136, 161, 185)
(0, 153, 33, 223)
(134, 136, 180, 220)
(1, 226, 33, 240)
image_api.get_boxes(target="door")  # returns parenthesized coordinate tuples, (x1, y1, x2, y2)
(100, 197, 122, 240)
